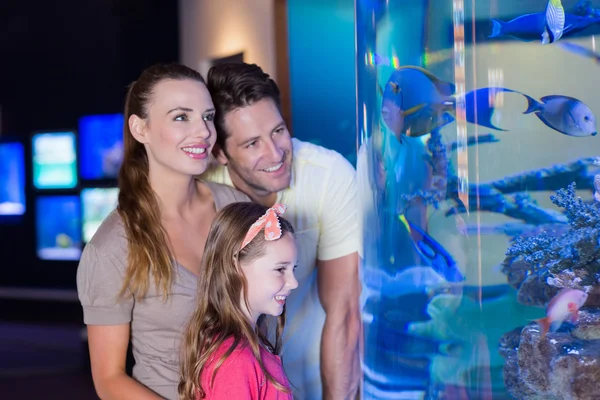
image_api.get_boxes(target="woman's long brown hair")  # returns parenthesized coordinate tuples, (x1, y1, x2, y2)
(117, 63, 206, 300)
(179, 202, 295, 399)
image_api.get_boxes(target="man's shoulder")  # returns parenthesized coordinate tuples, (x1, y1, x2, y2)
(292, 138, 352, 170)
(200, 160, 232, 185)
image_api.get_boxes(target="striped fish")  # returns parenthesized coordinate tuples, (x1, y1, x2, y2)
(542, 0, 566, 44)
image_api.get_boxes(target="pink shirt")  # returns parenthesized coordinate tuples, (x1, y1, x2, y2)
(197, 337, 293, 400)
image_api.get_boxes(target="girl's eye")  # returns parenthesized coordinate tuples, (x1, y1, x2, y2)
(174, 114, 188, 121)
(203, 113, 215, 122)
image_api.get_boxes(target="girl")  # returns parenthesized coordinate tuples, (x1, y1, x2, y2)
(76, 63, 250, 400)
(179, 202, 298, 399)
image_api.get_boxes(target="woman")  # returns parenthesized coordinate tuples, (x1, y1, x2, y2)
(76, 63, 250, 400)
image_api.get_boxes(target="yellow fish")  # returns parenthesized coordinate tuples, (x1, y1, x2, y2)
(542, 0, 567, 44)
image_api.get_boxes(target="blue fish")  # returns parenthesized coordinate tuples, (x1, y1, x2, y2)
(462, 86, 598, 138)
(489, 12, 600, 42)
(381, 66, 514, 138)
(399, 215, 465, 283)
(522, 94, 598, 137)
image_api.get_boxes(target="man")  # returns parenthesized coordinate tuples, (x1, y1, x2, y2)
(201, 62, 361, 400)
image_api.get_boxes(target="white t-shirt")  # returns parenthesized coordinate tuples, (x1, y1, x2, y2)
(202, 138, 359, 399)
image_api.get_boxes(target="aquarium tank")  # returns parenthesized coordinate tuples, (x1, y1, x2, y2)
(0, 142, 26, 216)
(356, 0, 600, 399)
(78, 113, 124, 180)
(36, 196, 82, 261)
(32, 131, 78, 190)
(81, 187, 119, 243)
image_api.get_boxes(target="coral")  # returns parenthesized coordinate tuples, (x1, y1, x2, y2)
(446, 182, 568, 225)
(448, 133, 499, 151)
(491, 157, 597, 194)
(500, 309, 600, 400)
(400, 129, 448, 210)
(504, 183, 600, 287)
(550, 183, 600, 229)
(447, 157, 599, 225)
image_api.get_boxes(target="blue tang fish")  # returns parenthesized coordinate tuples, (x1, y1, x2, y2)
(381, 66, 513, 138)
(398, 215, 464, 283)
(489, 12, 600, 42)
(522, 93, 598, 137)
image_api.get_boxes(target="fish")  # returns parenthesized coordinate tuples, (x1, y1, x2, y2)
(556, 41, 600, 63)
(489, 12, 600, 42)
(535, 288, 588, 338)
(522, 93, 598, 137)
(399, 215, 465, 283)
(381, 66, 515, 139)
(55, 233, 73, 249)
(542, 0, 567, 44)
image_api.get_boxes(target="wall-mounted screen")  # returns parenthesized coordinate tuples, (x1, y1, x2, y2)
(0, 142, 26, 216)
(32, 131, 78, 190)
(36, 195, 82, 260)
(81, 187, 119, 243)
(79, 114, 124, 180)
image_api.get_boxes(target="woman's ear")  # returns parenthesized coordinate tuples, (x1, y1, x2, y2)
(129, 114, 149, 144)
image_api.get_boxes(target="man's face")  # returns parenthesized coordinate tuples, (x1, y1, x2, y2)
(216, 98, 293, 201)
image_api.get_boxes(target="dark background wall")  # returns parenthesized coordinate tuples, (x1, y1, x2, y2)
(0, 0, 179, 295)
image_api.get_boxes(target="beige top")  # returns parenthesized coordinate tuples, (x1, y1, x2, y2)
(76, 181, 250, 400)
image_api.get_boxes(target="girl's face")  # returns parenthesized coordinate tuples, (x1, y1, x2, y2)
(241, 233, 298, 325)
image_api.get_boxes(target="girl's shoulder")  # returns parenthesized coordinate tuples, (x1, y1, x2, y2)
(210, 337, 257, 365)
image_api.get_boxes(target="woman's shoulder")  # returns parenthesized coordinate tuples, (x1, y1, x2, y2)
(201, 180, 252, 209)
(87, 209, 127, 254)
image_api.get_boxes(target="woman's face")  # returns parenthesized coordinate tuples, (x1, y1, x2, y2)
(131, 78, 217, 178)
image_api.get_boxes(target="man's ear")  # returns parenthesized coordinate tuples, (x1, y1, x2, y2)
(213, 143, 229, 165)
(129, 114, 149, 144)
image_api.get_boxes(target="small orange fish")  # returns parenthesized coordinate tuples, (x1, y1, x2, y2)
(535, 288, 588, 338)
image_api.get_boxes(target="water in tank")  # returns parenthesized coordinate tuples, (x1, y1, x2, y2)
(355, 0, 600, 398)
